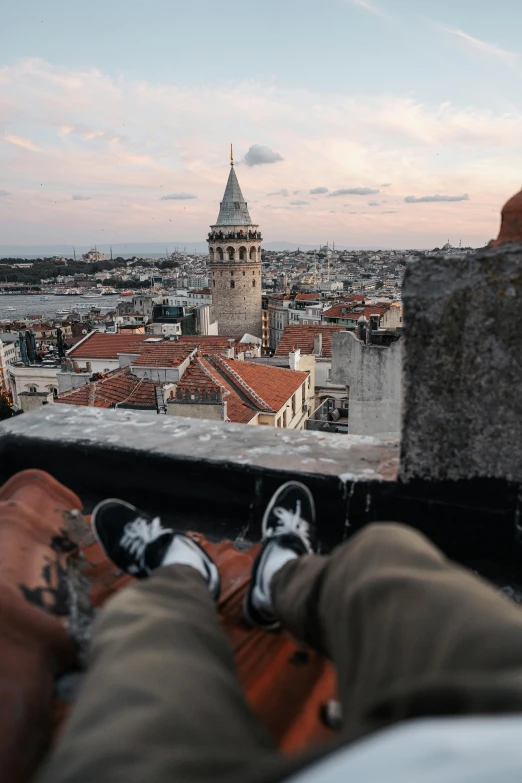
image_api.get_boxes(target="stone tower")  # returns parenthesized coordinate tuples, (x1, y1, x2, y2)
(208, 149, 262, 338)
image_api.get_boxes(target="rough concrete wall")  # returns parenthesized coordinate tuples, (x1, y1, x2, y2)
(19, 393, 53, 412)
(209, 261, 262, 337)
(314, 359, 331, 390)
(166, 401, 226, 421)
(57, 373, 91, 394)
(331, 332, 353, 386)
(400, 243, 522, 482)
(332, 330, 403, 435)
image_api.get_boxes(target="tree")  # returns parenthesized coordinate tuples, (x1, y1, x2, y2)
(0, 393, 13, 421)
(375, 280, 384, 289)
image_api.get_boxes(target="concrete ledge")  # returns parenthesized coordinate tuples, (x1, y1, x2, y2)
(0, 406, 519, 567)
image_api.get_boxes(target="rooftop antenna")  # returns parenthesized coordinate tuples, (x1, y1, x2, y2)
(230, 143, 234, 167)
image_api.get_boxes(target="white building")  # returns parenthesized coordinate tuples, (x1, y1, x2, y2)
(9, 364, 59, 410)
(0, 337, 18, 395)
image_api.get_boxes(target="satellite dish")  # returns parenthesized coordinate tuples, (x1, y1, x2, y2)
(82, 329, 87, 334)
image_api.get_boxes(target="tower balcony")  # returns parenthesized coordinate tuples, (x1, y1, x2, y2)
(208, 230, 262, 242)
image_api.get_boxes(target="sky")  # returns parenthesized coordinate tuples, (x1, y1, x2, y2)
(0, 0, 521, 250)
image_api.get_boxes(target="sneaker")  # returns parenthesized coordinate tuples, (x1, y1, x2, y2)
(244, 481, 316, 630)
(91, 499, 220, 599)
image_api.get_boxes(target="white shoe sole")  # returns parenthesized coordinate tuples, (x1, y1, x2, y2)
(261, 481, 315, 537)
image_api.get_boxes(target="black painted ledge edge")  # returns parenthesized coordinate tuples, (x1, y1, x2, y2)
(0, 407, 520, 572)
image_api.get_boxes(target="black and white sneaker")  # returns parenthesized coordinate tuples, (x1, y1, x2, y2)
(91, 499, 220, 599)
(244, 481, 316, 630)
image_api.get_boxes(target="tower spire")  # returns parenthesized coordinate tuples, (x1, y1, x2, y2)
(230, 143, 234, 167)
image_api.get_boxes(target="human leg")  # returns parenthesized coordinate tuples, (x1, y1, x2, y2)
(272, 521, 522, 739)
(37, 501, 297, 783)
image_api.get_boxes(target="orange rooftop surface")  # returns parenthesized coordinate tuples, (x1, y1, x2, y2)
(274, 325, 346, 358)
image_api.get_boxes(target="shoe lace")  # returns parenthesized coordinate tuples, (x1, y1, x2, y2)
(121, 516, 171, 568)
(271, 501, 311, 550)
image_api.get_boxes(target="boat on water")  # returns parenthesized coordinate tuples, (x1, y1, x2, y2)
(5, 307, 16, 311)
(119, 291, 134, 297)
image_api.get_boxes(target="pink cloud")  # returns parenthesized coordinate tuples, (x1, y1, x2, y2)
(0, 58, 520, 247)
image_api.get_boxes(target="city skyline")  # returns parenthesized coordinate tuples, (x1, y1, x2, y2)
(1, 0, 521, 249)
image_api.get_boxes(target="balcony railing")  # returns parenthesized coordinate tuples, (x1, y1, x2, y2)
(208, 232, 262, 242)
(305, 398, 348, 434)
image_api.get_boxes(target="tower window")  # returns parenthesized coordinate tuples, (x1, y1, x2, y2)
(227, 247, 235, 260)
(252, 280, 256, 287)
(239, 246, 247, 260)
(243, 271, 245, 276)
(213, 280, 215, 287)
(231, 281, 235, 289)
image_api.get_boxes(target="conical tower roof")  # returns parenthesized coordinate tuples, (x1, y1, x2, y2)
(215, 166, 252, 226)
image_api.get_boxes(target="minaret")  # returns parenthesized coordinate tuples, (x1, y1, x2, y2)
(208, 146, 262, 338)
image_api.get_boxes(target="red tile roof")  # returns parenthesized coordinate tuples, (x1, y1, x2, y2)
(56, 367, 158, 409)
(294, 293, 322, 301)
(342, 294, 367, 302)
(322, 303, 390, 320)
(171, 355, 261, 424)
(67, 332, 257, 362)
(215, 356, 308, 413)
(132, 345, 196, 367)
(67, 332, 152, 359)
(198, 357, 258, 424)
(173, 357, 222, 395)
(274, 324, 346, 358)
(175, 335, 253, 351)
(59, 346, 307, 422)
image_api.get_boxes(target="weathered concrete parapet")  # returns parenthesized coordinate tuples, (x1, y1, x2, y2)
(400, 243, 522, 482)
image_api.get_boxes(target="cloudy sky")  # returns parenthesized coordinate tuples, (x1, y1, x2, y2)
(1, 0, 521, 249)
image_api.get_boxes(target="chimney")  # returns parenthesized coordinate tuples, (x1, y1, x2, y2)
(357, 315, 368, 343)
(289, 347, 301, 370)
(86, 361, 92, 373)
(313, 333, 323, 356)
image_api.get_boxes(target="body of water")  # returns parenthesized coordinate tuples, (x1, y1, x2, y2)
(0, 293, 119, 321)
